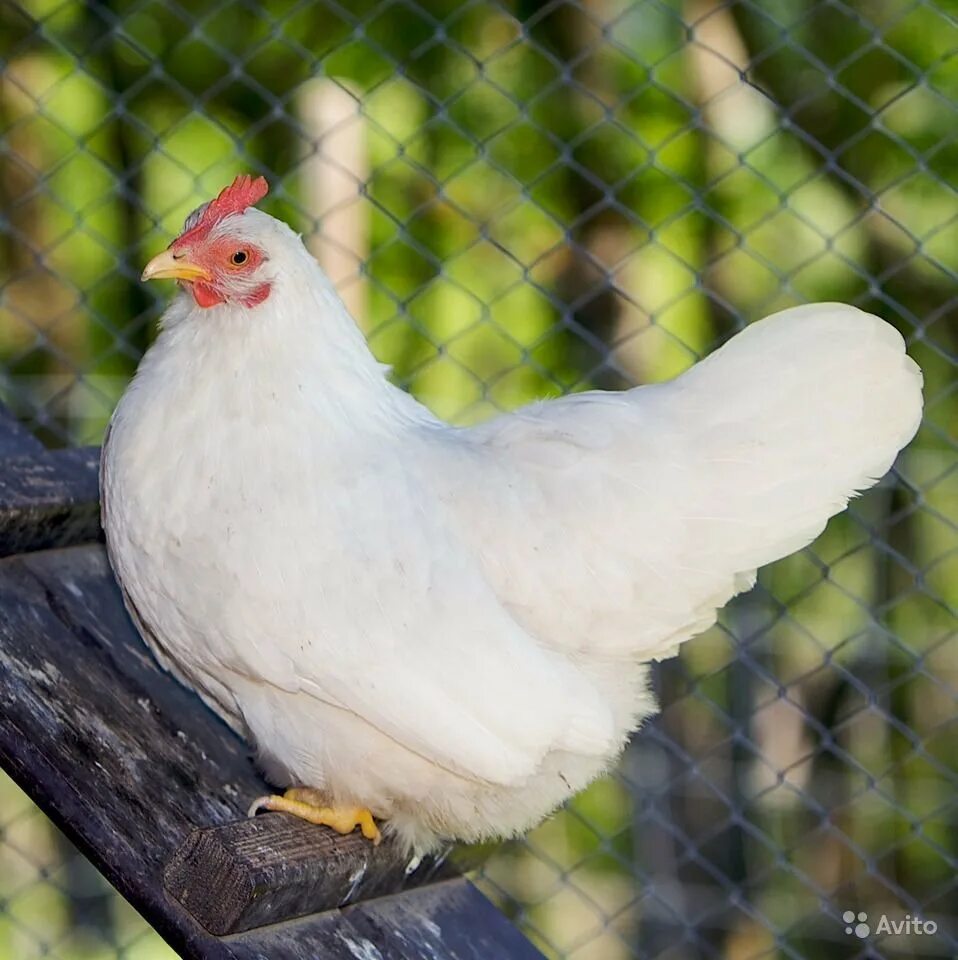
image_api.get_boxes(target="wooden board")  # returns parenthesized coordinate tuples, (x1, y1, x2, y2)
(0, 391, 101, 555)
(165, 806, 455, 935)
(225, 878, 545, 960)
(0, 446, 101, 555)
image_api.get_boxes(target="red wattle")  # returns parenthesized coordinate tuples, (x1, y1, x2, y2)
(191, 283, 225, 308)
(242, 283, 271, 308)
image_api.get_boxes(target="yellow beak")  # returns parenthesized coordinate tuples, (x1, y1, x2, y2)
(141, 249, 211, 283)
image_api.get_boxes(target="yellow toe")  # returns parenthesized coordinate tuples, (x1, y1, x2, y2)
(248, 789, 382, 845)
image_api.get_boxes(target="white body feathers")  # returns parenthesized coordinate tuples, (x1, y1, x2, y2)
(102, 209, 923, 851)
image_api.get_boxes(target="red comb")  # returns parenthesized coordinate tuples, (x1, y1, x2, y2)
(176, 174, 269, 245)
(208, 174, 269, 219)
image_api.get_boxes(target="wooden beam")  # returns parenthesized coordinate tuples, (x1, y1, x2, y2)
(0, 400, 102, 555)
(165, 812, 452, 935)
(225, 877, 547, 960)
(0, 446, 101, 555)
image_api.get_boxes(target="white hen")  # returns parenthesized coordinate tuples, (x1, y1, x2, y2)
(101, 176, 923, 852)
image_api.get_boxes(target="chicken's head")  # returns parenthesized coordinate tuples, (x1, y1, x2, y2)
(141, 174, 273, 308)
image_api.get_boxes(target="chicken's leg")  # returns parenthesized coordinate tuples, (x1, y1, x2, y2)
(248, 787, 381, 844)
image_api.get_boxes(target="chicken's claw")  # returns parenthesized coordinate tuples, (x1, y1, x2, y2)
(248, 787, 381, 844)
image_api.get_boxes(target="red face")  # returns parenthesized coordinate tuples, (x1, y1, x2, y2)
(170, 232, 270, 308)
(142, 175, 273, 308)
(141, 230, 271, 308)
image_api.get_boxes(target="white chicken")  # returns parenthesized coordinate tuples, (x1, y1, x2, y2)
(101, 175, 923, 853)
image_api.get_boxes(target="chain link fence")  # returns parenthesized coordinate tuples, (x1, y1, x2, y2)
(2, 0, 956, 957)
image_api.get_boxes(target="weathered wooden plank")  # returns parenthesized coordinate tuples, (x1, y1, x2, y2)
(344, 879, 546, 960)
(0, 400, 44, 457)
(165, 812, 451, 935)
(0, 446, 102, 555)
(224, 878, 546, 960)
(0, 543, 261, 957)
(0, 400, 102, 553)
(0, 543, 542, 959)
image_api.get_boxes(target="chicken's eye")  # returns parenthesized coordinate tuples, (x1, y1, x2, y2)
(231, 250, 249, 266)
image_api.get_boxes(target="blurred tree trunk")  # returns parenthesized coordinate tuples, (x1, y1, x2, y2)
(730, 6, 950, 905)
(524, 2, 635, 389)
(0, 7, 80, 444)
(731, 0, 958, 351)
(80, 0, 151, 446)
(684, 0, 768, 344)
(298, 79, 369, 325)
(629, 659, 697, 959)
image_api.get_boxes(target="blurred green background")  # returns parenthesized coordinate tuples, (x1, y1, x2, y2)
(0, 0, 955, 957)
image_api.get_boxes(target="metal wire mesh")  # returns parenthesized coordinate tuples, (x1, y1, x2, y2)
(1, 0, 956, 957)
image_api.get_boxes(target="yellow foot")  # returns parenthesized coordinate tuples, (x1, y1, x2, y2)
(248, 787, 381, 845)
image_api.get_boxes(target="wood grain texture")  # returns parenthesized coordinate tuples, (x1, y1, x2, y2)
(0, 446, 102, 555)
(0, 403, 100, 556)
(225, 878, 547, 960)
(0, 543, 540, 957)
(165, 811, 452, 935)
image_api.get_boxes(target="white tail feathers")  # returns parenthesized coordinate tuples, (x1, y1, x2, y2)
(675, 303, 923, 573)
(443, 301, 922, 667)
